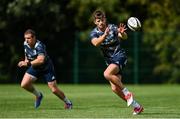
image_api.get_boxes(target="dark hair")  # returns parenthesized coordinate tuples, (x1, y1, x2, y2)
(24, 29, 36, 37)
(93, 10, 106, 20)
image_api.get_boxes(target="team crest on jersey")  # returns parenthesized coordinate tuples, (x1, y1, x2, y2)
(33, 50, 37, 55)
(52, 76, 55, 80)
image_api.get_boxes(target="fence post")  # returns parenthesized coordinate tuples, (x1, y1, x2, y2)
(73, 32, 79, 84)
(133, 32, 139, 84)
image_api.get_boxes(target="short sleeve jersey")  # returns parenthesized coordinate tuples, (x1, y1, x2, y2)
(90, 24, 125, 58)
(24, 40, 50, 70)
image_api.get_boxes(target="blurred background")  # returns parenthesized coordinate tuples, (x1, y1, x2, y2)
(0, 0, 179, 84)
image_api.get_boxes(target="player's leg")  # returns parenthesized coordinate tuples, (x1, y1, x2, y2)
(109, 81, 126, 101)
(47, 80, 65, 100)
(104, 65, 143, 114)
(104, 64, 134, 106)
(104, 64, 124, 89)
(44, 61, 72, 109)
(21, 72, 43, 108)
(21, 73, 38, 94)
(47, 80, 72, 109)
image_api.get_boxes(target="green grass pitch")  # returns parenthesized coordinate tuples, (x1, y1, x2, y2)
(0, 84, 180, 118)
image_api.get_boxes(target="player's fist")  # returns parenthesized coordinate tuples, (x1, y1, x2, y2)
(18, 61, 28, 67)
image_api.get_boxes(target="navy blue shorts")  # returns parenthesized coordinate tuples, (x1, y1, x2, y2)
(105, 51, 127, 72)
(26, 63, 56, 82)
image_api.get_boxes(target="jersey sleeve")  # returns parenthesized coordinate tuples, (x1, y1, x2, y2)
(36, 43, 46, 56)
(89, 31, 99, 40)
(23, 42, 28, 57)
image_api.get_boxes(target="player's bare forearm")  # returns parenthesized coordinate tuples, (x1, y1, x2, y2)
(30, 55, 45, 67)
(91, 34, 106, 47)
(25, 57, 29, 62)
(18, 55, 45, 68)
(118, 32, 128, 40)
(91, 27, 109, 47)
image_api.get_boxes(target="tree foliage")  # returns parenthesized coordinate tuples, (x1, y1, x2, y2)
(143, 0, 180, 83)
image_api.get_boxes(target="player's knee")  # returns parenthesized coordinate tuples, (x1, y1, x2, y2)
(104, 71, 111, 81)
(51, 87, 58, 94)
(21, 82, 28, 89)
(20, 83, 25, 88)
(51, 89, 57, 94)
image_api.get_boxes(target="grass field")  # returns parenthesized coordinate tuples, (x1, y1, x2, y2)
(0, 84, 180, 118)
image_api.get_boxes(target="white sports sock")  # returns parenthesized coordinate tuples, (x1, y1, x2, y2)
(122, 87, 130, 96)
(131, 100, 140, 108)
(64, 97, 71, 104)
(32, 89, 41, 97)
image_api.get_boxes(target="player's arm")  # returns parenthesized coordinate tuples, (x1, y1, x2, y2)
(18, 55, 45, 67)
(91, 27, 109, 47)
(91, 35, 106, 47)
(118, 23, 128, 40)
(118, 32, 127, 40)
(29, 55, 45, 67)
(18, 55, 29, 67)
(24, 56, 29, 62)
(29, 44, 46, 67)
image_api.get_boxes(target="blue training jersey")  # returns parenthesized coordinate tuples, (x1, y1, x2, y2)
(90, 24, 125, 58)
(24, 40, 51, 70)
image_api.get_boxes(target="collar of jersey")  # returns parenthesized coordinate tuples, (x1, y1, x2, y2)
(24, 40, 40, 49)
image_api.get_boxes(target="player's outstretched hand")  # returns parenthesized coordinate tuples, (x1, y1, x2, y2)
(118, 23, 127, 33)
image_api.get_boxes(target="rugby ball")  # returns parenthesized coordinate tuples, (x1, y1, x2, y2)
(127, 17, 141, 31)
